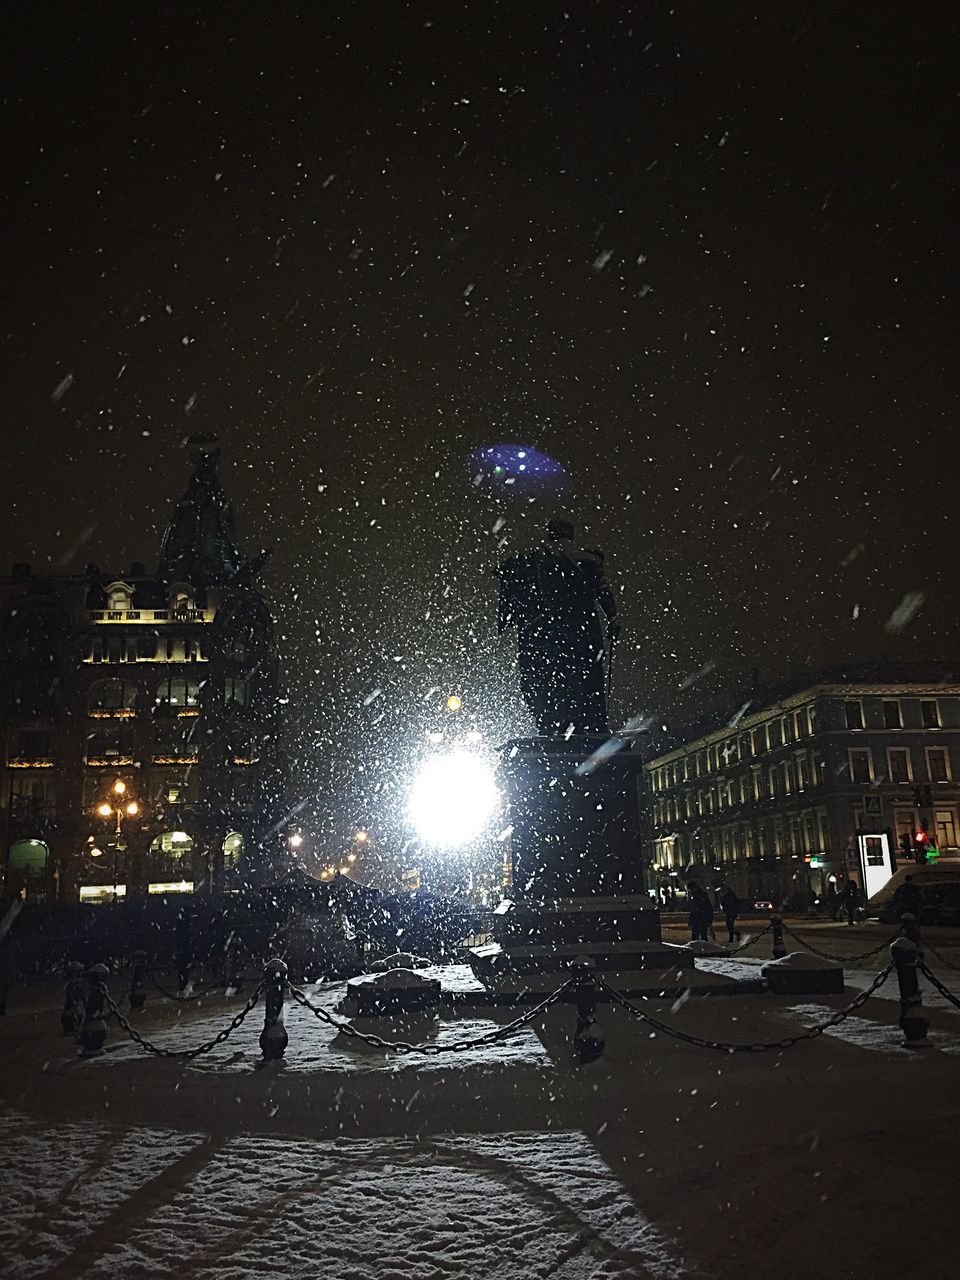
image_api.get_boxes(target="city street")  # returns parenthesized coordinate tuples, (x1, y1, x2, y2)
(2, 938, 959, 1279)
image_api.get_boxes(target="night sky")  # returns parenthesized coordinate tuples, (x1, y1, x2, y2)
(3, 3, 958, 870)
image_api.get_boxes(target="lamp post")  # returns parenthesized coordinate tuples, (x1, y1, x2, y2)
(96, 779, 139, 902)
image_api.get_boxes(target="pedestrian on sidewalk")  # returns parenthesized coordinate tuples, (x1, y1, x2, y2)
(686, 881, 714, 942)
(719, 884, 741, 943)
(840, 878, 859, 925)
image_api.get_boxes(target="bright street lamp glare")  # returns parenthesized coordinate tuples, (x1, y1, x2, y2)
(113, 780, 126, 796)
(97, 803, 112, 818)
(409, 751, 498, 847)
(446, 695, 462, 713)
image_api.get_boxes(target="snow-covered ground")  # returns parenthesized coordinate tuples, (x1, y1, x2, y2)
(4, 960, 960, 1279)
(0, 1110, 686, 1280)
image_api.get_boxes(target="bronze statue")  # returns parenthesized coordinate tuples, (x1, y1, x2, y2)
(498, 518, 619, 736)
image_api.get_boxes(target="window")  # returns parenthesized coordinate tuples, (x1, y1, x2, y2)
(85, 725, 134, 764)
(224, 676, 249, 707)
(88, 679, 136, 712)
(810, 752, 823, 786)
(921, 699, 941, 729)
(882, 700, 902, 730)
(783, 761, 794, 795)
(9, 729, 52, 762)
(796, 753, 809, 789)
(155, 677, 200, 708)
(751, 727, 764, 757)
(926, 746, 951, 783)
(223, 832, 244, 871)
(752, 766, 763, 801)
(106, 582, 133, 612)
(935, 810, 958, 851)
(153, 720, 199, 763)
(848, 748, 873, 783)
(807, 704, 817, 735)
(845, 700, 864, 730)
(137, 635, 158, 660)
(767, 721, 781, 750)
(768, 767, 779, 799)
(793, 709, 804, 740)
(887, 748, 912, 783)
(781, 715, 794, 744)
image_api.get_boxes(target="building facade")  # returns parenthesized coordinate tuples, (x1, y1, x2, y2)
(646, 665, 960, 904)
(0, 435, 286, 904)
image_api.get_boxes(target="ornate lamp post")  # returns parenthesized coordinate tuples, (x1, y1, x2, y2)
(96, 779, 139, 902)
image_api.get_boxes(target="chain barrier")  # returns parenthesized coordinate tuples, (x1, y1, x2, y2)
(919, 962, 960, 1012)
(287, 978, 575, 1055)
(727, 924, 771, 954)
(781, 924, 896, 965)
(101, 982, 263, 1059)
(598, 964, 893, 1053)
(924, 943, 960, 974)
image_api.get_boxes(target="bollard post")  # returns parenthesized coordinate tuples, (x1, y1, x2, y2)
(61, 961, 85, 1035)
(899, 911, 921, 946)
(78, 963, 110, 1057)
(891, 937, 929, 1046)
(572, 957, 604, 1064)
(259, 958, 289, 1061)
(771, 914, 786, 959)
(129, 949, 148, 1011)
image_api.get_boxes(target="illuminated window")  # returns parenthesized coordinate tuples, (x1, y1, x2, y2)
(887, 747, 912, 783)
(156, 677, 200, 708)
(848, 748, 873, 783)
(845, 700, 864, 731)
(882, 700, 902, 730)
(921, 699, 941, 729)
(222, 831, 244, 871)
(926, 746, 951, 783)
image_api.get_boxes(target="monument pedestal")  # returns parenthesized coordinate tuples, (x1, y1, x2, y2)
(469, 736, 690, 988)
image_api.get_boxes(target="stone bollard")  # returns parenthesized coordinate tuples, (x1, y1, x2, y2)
(891, 937, 929, 1046)
(771, 914, 786, 959)
(129, 949, 148, 1011)
(572, 957, 604, 1064)
(61, 961, 85, 1035)
(78, 964, 110, 1057)
(899, 911, 921, 946)
(259, 959, 289, 1061)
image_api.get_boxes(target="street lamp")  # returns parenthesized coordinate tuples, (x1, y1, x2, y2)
(95, 779, 139, 901)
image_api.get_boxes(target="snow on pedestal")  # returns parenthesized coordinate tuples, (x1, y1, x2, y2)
(761, 951, 845, 995)
(337, 968, 442, 1055)
(680, 940, 731, 957)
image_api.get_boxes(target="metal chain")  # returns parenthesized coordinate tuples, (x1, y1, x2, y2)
(727, 924, 771, 954)
(924, 943, 960, 974)
(288, 979, 575, 1055)
(781, 924, 895, 964)
(101, 982, 263, 1058)
(598, 964, 893, 1053)
(919, 962, 960, 1012)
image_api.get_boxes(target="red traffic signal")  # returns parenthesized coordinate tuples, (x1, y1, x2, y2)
(915, 830, 928, 844)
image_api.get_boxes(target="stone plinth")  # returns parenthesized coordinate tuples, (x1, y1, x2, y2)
(500, 736, 646, 899)
(470, 737, 683, 984)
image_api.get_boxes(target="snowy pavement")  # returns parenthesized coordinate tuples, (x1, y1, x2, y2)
(0, 1110, 686, 1280)
(4, 964, 960, 1279)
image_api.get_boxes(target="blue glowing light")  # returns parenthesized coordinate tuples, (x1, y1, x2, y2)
(471, 444, 567, 488)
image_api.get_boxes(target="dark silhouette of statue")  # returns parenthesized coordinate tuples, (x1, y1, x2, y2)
(498, 518, 619, 737)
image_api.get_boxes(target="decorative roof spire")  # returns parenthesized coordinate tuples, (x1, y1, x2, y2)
(158, 434, 244, 584)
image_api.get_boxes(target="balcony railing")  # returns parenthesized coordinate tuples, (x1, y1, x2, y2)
(88, 608, 209, 623)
